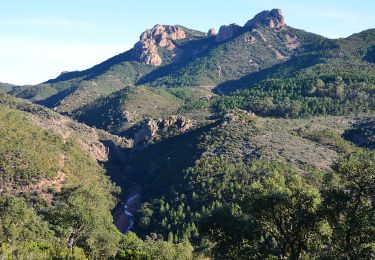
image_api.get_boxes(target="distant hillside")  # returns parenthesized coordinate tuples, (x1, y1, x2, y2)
(120, 110, 370, 242)
(0, 82, 14, 94)
(2, 10, 374, 130)
(71, 86, 183, 134)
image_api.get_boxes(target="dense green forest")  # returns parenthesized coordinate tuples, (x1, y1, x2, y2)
(213, 70, 375, 118)
(128, 111, 375, 259)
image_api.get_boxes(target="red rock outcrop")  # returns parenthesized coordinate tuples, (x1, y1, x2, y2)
(132, 25, 186, 66)
(215, 24, 241, 42)
(244, 8, 285, 30)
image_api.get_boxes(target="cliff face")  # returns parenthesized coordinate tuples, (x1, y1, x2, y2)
(132, 24, 186, 66)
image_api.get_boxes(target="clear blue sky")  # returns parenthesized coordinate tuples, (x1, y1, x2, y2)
(1, 0, 374, 85)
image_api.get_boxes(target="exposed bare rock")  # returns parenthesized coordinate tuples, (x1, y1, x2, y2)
(158, 116, 193, 131)
(244, 35, 257, 44)
(215, 24, 241, 42)
(217, 66, 222, 77)
(223, 110, 257, 125)
(251, 29, 267, 42)
(207, 28, 217, 37)
(270, 9, 285, 28)
(224, 113, 239, 125)
(133, 40, 162, 66)
(132, 24, 186, 66)
(273, 48, 287, 60)
(134, 116, 194, 145)
(285, 34, 301, 50)
(134, 119, 159, 145)
(201, 95, 213, 100)
(122, 110, 135, 122)
(244, 8, 285, 30)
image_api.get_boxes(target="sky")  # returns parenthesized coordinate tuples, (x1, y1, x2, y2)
(1, 0, 374, 85)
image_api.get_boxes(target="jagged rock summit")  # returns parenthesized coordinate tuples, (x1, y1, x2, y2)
(132, 24, 186, 66)
(132, 9, 285, 65)
(244, 8, 285, 30)
(215, 8, 285, 42)
(215, 24, 242, 42)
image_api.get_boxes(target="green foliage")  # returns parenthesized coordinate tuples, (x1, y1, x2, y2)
(0, 242, 87, 260)
(0, 102, 121, 258)
(344, 118, 375, 149)
(244, 172, 328, 259)
(213, 72, 375, 118)
(322, 152, 375, 258)
(146, 26, 302, 88)
(116, 232, 193, 260)
(50, 186, 121, 258)
(0, 105, 63, 187)
(0, 195, 88, 259)
(2, 23, 375, 260)
(12, 52, 155, 112)
(0, 83, 14, 94)
(200, 151, 375, 259)
(0, 195, 53, 244)
(72, 86, 182, 135)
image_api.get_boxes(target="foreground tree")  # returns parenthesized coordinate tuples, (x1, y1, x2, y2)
(322, 151, 375, 259)
(201, 169, 330, 259)
(243, 172, 329, 259)
(116, 232, 193, 260)
(50, 186, 121, 258)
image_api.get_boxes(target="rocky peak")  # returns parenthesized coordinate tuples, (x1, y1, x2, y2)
(244, 8, 285, 30)
(207, 28, 217, 37)
(215, 24, 241, 42)
(132, 24, 186, 66)
(215, 9, 285, 43)
(140, 25, 186, 45)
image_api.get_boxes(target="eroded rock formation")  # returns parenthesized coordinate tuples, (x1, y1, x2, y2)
(134, 116, 193, 145)
(244, 8, 285, 30)
(215, 24, 241, 42)
(132, 24, 186, 66)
